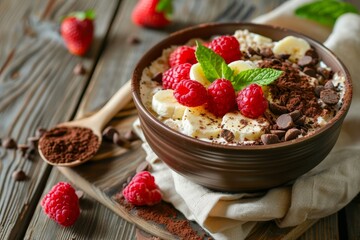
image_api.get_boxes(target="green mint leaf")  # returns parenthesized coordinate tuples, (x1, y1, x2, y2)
(295, 0, 359, 27)
(156, 0, 173, 17)
(69, 10, 95, 21)
(195, 42, 233, 82)
(232, 68, 283, 91)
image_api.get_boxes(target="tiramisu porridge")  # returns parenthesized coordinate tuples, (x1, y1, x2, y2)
(139, 29, 345, 145)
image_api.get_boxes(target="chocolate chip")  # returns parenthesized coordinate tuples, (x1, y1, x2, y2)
(294, 115, 306, 126)
(36, 128, 47, 138)
(270, 130, 286, 139)
(314, 85, 325, 97)
(0, 138, 2, 146)
(298, 56, 313, 67)
(136, 161, 151, 173)
(73, 63, 86, 75)
(317, 67, 331, 79)
(320, 89, 339, 105)
(127, 35, 141, 45)
(269, 102, 288, 115)
(151, 72, 163, 84)
(2, 138, 17, 149)
(25, 152, 35, 161)
(261, 134, 280, 145)
(18, 144, 29, 157)
(284, 128, 302, 141)
(220, 129, 235, 142)
(124, 130, 140, 142)
(247, 47, 259, 56)
(289, 110, 301, 121)
(102, 126, 119, 142)
(27, 136, 39, 149)
(303, 67, 317, 77)
(12, 170, 26, 181)
(276, 114, 294, 130)
(279, 54, 290, 60)
(113, 133, 131, 149)
(75, 190, 84, 199)
(324, 81, 334, 90)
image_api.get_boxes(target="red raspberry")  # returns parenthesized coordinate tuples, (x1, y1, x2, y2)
(41, 182, 80, 227)
(209, 36, 241, 64)
(174, 79, 208, 107)
(123, 171, 162, 206)
(207, 79, 236, 117)
(169, 46, 197, 67)
(237, 84, 268, 119)
(162, 63, 192, 90)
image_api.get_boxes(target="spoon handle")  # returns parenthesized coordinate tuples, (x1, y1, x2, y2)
(91, 80, 132, 129)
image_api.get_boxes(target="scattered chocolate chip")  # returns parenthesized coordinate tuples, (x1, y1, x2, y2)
(73, 63, 86, 75)
(113, 133, 131, 149)
(124, 130, 140, 142)
(303, 67, 317, 77)
(289, 110, 301, 121)
(151, 72, 163, 84)
(269, 102, 288, 115)
(261, 134, 280, 145)
(305, 48, 319, 59)
(320, 89, 339, 105)
(317, 67, 331, 79)
(314, 85, 325, 97)
(75, 190, 84, 199)
(2, 138, 17, 149)
(127, 35, 141, 45)
(284, 128, 302, 141)
(298, 55, 313, 67)
(12, 170, 26, 181)
(27, 136, 39, 149)
(294, 115, 306, 126)
(25, 152, 35, 161)
(0, 138, 2, 146)
(18, 144, 29, 157)
(247, 47, 259, 56)
(276, 114, 294, 130)
(102, 126, 119, 142)
(324, 81, 334, 90)
(136, 161, 151, 173)
(278, 54, 291, 60)
(36, 128, 47, 138)
(220, 129, 235, 142)
(270, 130, 286, 139)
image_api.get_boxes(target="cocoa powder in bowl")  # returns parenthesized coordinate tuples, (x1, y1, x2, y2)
(39, 126, 99, 164)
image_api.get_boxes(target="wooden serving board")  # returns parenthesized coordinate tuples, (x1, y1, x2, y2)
(58, 101, 319, 240)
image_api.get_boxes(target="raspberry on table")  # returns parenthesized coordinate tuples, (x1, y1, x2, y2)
(174, 79, 208, 107)
(207, 79, 236, 117)
(162, 63, 192, 90)
(209, 36, 241, 64)
(123, 171, 162, 206)
(169, 46, 197, 67)
(41, 182, 80, 227)
(237, 83, 268, 119)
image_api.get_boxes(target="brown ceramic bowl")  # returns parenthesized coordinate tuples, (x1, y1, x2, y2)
(131, 23, 352, 192)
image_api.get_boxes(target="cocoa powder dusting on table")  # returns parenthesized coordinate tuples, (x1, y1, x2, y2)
(116, 196, 212, 240)
(39, 126, 99, 164)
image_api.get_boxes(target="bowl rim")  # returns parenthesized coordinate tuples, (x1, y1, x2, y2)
(132, 22, 353, 151)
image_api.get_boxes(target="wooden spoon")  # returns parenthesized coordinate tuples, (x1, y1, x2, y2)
(38, 80, 132, 167)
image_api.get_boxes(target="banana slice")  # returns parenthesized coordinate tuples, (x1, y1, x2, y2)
(152, 89, 186, 119)
(189, 63, 211, 88)
(251, 33, 273, 45)
(273, 36, 311, 62)
(182, 106, 222, 139)
(228, 60, 257, 75)
(221, 112, 269, 142)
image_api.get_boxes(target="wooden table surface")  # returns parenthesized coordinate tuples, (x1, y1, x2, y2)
(1, 0, 359, 239)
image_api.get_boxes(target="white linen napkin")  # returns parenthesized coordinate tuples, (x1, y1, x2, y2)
(133, 1, 360, 239)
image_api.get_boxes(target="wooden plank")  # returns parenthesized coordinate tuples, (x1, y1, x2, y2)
(0, 0, 118, 239)
(345, 194, 360, 240)
(24, 167, 137, 240)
